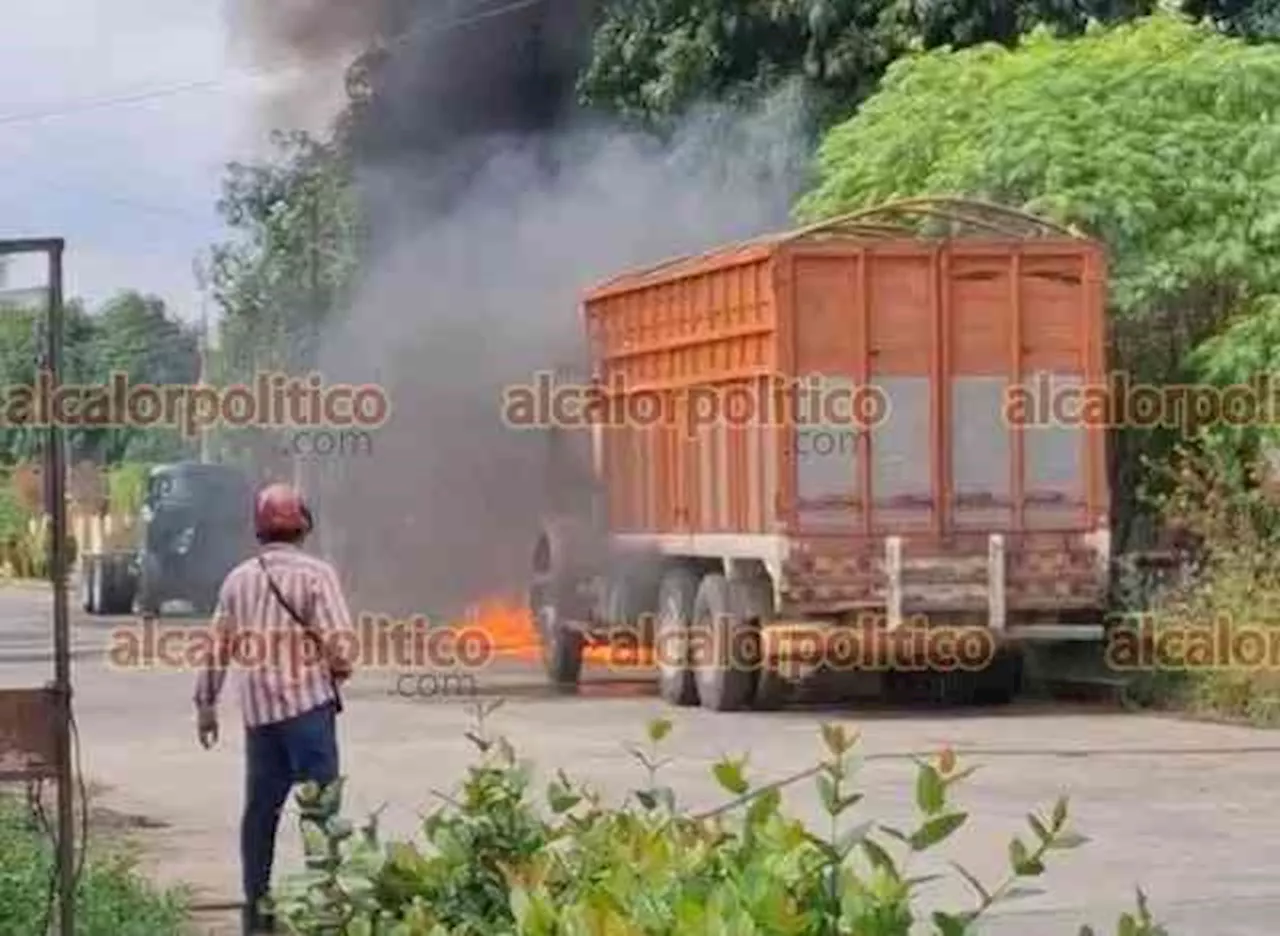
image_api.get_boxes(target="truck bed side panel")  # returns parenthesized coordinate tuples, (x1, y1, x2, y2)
(587, 256, 779, 534)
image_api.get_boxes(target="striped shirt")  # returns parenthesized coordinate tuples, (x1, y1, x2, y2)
(193, 542, 354, 728)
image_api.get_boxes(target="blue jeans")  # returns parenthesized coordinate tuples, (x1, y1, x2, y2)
(241, 702, 339, 932)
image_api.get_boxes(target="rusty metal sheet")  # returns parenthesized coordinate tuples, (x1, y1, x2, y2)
(0, 688, 60, 781)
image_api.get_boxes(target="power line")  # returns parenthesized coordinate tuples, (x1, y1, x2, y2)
(2, 174, 214, 225)
(0, 0, 549, 226)
(0, 78, 232, 130)
(0, 0, 548, 130)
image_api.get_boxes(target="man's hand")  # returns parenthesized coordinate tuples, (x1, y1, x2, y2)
(330, 655, 353, 685)
(197, 706, 219, 749)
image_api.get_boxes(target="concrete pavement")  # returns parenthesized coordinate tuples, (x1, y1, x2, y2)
(2, 584, 1279, 934)
(0, 581, 129, 665)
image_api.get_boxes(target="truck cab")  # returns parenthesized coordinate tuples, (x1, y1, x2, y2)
(134, 461, 255, 615)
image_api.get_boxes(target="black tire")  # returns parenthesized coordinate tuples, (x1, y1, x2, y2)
(886, 667, 975, 706)
(529, 517, 602, 692)
(530, 575, 586, 692)
(601, 571, 656, 642)
(80, 556, 101, 615)
(655, 567, 699, 706)
(100, 554, 137, 615)
(971, 645, 1023, 705)
(541, 601, 585, 691)
(735, 576, 786, 711)
(754, 665, 793, 710)
(888, 649, 1021, 707)
(135, 556, 162, 617)
(692, 574, 760, 712)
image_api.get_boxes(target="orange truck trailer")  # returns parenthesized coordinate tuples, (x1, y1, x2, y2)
(528, 197, 1110, 711)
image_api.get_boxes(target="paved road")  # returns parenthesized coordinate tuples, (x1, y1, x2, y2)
(1, 585, 1278, 934)
(0, 580, 127, 665)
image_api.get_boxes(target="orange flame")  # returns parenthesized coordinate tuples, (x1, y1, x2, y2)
(457, 599, 653, 669)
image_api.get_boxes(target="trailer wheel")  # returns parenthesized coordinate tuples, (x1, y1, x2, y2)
(80, 556, 101, 615)
(529, 519, 596, 692)
(602, 570, 656, 644)
(754, 666, 793, 710)
(100, 554, 137, 615)
(655, 567, 699, 706)
(734, 575, 789, 711)
(692, 574, 760, 712)
(971, 645, 1023, 705)
(135, 554, 163, 617)
(532, 579, 586, 692)
(887, 665, 976, 707)
(542, 608, 585, 692)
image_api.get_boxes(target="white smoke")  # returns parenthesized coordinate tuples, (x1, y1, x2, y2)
(308, 85, 813, 618)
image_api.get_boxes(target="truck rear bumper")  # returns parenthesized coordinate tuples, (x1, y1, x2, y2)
(611, 530, 1109, 624)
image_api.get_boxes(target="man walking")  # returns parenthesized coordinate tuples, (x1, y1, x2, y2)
(193, 482, 355, 934)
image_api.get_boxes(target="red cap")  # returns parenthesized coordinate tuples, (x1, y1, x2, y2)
(254, 483, 312, 539)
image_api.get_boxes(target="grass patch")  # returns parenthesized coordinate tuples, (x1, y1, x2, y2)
(0, 792, 188, 935)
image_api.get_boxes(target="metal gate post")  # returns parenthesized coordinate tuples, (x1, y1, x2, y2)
(46, 242, 73, 936)
(1, 238, 73, 936)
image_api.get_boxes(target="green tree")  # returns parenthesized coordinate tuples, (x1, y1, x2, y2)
(88, 291, 200, 464)
(205, 130, 362, 470)
(796, 14, 1280, 546)
(0, 304, 41, 464)
(1180, 298, 1280, 482)
(208, 130, 361, 384)
(1183, 0, 1280, 38)
(0, 298, 100, 464)
(0, 292, 198, 467)
(578, 0, 1156, 129)
(903, 0, 1157, 47)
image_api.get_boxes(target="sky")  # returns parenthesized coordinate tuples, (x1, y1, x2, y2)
(0, 0, 329, 323)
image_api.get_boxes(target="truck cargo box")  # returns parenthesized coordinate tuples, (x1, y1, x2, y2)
(578, 198, 1109, 622)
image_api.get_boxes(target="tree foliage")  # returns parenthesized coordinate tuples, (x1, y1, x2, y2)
(0, 292, 197, 466)
(578, 0, 1158, 128)
(799, 15, 1280, 315)
(274, 710, 1166, 935)
(208, 130, 361, 383)
(1184, 295, 1280, 478)
(203, 130, 362, 472)
(1183, 0, 1280, 38)
(796, 14, 1280, 544)
(91, 292, 200, 464)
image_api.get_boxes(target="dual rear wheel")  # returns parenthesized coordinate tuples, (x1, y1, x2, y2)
(534, 556, 1021, 710)
(80, 553, 137, 616)
(656, 567, 777, 712)
(535, 559, 775, 712)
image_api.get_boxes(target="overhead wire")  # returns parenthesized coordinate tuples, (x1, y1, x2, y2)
(0, 0, 549, 130)
(0, 0, 551, 229)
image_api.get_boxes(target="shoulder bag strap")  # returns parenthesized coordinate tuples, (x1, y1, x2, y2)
(256, 554, 343, 714)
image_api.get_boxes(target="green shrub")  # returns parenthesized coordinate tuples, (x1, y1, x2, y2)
(3, 519, 47, 581)
(273, 702, 1165, 936)
(0, 794, 187, 935)
(1127, 445, 1280, 724)
(0, 475, 32, 580)
(0, 471, 29, 543)
(0, 518, 79, 581)
(106, 462, 150, 519)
